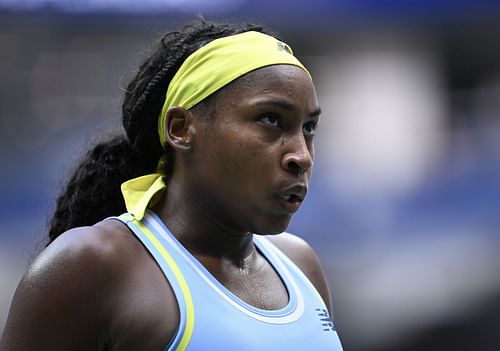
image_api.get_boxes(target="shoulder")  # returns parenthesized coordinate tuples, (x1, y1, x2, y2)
(28, 219, 139, 295)
(0, 219, 148, 348)
(18, 220, 138, 317)
(266, 232, 333, 313)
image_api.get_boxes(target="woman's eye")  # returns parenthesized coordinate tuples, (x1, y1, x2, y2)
(260, 115, 279, 127)
(303, 121, 318, 135)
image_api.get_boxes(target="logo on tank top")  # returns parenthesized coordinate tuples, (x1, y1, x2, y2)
(316, 308, 335, 332)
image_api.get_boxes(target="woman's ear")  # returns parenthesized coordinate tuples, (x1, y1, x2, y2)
(165, 107, 194, 151)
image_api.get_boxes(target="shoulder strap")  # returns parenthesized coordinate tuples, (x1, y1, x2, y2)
(111, 213, 194, 351)
(254, 234, 326, 305)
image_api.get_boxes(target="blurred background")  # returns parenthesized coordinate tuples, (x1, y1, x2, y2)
(1, 1, 500, 349)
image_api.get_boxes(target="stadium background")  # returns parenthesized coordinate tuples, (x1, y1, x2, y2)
(1, 1, 500, 349)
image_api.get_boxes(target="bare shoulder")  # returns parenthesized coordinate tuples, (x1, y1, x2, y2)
(25, 219, 140, 297)
(23, 220, 131, 294)
(266, 233, 333, 313)
(0, 219, 158, 350)
(2, 224, 130, 349)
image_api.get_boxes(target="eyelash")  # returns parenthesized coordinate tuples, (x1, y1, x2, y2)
(259, 115, 280, 127)
(303, 120, 318, 136)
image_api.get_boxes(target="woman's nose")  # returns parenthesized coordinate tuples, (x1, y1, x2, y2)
(281, 134, 313, 174)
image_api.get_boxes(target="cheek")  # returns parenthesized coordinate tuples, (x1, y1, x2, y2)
(201, 134, 250, 174)
(199, 123, 279, 185)
(221, 142, 274, 191)
(224, 145, 264, 176)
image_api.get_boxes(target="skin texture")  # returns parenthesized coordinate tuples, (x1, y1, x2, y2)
(0, 65, 331, 350)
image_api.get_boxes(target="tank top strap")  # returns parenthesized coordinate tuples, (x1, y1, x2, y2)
(253, 235, 327, 304)
(111, 212, 194, 351)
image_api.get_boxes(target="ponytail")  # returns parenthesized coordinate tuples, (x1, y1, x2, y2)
(47, 135, 158, 243)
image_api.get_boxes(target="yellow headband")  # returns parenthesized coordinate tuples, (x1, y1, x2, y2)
(158, 30, 310, 148)
(122, 31, 311, 220)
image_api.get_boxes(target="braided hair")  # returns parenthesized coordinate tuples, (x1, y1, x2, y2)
(47, 20, 271, 244)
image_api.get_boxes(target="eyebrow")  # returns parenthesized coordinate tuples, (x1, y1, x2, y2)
(253, 99, 322, 118)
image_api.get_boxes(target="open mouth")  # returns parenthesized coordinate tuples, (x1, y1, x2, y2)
(278, 187, 307, 213)
(282, 194, 303, 204)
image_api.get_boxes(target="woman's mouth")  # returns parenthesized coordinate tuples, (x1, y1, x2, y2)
(278, 187, 306, 213)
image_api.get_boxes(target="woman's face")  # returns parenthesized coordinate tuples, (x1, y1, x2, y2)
(189, 64, 320, 235)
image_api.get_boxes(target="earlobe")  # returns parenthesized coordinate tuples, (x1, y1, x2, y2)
(165, 107, 193, 151)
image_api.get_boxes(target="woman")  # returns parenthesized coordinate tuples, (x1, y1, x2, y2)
(0, 20, 343, 350)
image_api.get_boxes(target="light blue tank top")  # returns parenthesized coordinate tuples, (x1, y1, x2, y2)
(115, 211, 343, 351)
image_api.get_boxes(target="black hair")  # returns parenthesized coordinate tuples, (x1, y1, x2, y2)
(47, 19, 272, 244)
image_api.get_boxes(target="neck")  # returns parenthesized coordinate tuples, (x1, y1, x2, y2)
(152, 178, 256, 266)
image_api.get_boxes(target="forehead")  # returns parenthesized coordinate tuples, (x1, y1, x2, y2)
(216, 64, 318, 107)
